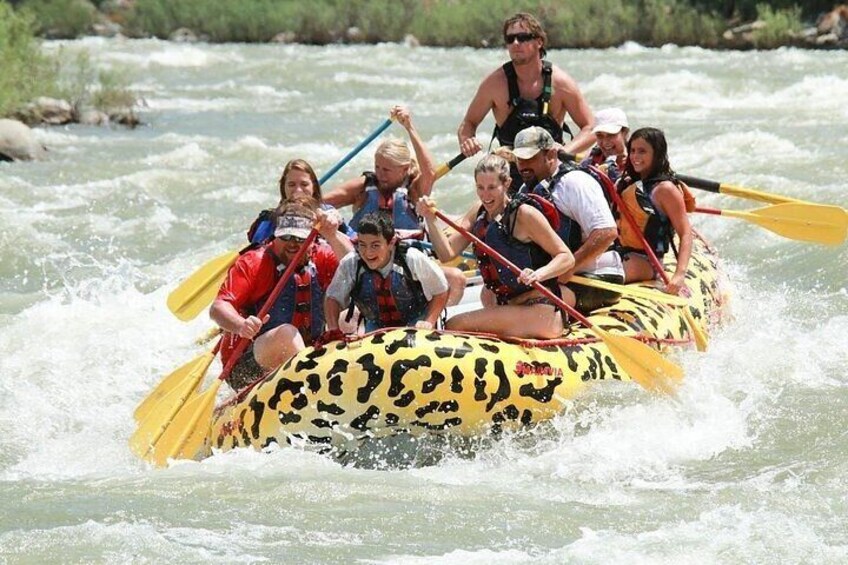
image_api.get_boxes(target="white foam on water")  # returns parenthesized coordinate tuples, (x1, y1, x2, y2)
(144, 97, 241, 112)
(366, 548, 532, 565)
(0, 270, 207, 481)
(553, 505, 847, 563)
(143, 142, 211, 169)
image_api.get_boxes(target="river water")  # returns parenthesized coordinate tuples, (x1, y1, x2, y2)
(1, 38, 846, 563)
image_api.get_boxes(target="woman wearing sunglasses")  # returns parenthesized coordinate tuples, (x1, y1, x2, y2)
(210, 197, 353, 391)
(457, 12, 596, 166)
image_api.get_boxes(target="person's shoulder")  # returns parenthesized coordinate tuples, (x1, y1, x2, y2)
(549, 64, 580, 90)
(236, 244, 272, 268)
(480, 65, 509, 89)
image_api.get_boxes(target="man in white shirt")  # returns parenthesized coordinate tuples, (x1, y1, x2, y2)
(512, 126, 624, 313)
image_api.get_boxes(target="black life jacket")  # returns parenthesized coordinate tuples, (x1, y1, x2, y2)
(494, 60, 572, 148)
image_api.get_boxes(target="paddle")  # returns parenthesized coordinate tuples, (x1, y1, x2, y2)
(166, 118, 394, 322)
(695, 203, 848, 246)
(569, 275, 689, 307)
(677, 174, 801, 206)
(596, 167, 709, 351)
(432, 208, 683, 394)
(133, 340, 221, 424)
(136, 228, 320, 467)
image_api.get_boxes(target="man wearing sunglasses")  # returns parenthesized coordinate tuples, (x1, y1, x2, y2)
(210, 198, 353, 390)
(457, 13, 596, 166)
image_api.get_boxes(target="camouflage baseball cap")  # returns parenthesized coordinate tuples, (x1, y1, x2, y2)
(512, 126, 555, 159)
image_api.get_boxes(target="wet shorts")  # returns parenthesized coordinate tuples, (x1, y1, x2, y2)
(226, 343, 264, 391)
(564, 273, 625, 314)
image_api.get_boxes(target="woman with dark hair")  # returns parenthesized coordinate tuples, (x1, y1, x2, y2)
(615, 127, 693, 296)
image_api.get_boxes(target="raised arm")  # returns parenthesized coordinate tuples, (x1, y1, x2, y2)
(315, 207, 353, 259)
(391, 105, 436, 199)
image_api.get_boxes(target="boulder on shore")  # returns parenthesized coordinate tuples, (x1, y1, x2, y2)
(0, 119, 47, 162)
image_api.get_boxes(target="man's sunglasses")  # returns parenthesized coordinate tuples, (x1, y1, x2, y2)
(278, 234, 305, 243)
(504, 32, 537, 44)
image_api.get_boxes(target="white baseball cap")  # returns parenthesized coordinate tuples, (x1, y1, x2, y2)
(591, 108, 629, 134)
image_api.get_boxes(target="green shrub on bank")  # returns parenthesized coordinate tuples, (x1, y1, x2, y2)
(0, 3, 138, 120)
(17, 0, 97, 39)
(751, 3, 803, 49)
(127, 0, 729, 47)
(55, 49, 138, 115)
(0, 3, 59, 117)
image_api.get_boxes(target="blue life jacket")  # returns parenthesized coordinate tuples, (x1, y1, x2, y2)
(253, 262, 325, 344)
(472, 203, 557, 304)
(348, 243, 428, 332)
(349, 172, 420, 232)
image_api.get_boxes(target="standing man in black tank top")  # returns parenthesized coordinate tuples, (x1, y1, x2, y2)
(457, 13, 596, 165)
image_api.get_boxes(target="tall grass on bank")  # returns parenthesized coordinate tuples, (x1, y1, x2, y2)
(750, 3, 804, 49)
(0, 3, 59, 117)
(0, 3, 138, 120)
(126, 0, 805, 48)
(16, 0, 98, 39)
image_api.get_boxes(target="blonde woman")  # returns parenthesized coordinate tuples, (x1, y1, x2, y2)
(325, 105, 436, 238)
(418, 154, 574, 339)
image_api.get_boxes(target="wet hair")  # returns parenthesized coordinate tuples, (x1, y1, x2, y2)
(356, 212, 395, 242)
(278, 159, 322, 203)
(375, 138, 420, 182)
(502, 12, 548, 58)
(625, 127, 674, 181)
(474, 153, 512, 186)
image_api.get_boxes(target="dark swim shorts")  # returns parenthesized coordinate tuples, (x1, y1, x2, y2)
(565, 273, 624, 314)
(226, 343, 264, 391)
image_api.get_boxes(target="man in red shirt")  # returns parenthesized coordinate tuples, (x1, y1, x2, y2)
(210, 198, 352, 390)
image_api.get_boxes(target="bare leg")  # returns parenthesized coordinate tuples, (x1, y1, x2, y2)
(558, 285, 577, 307)
(622, 254, 656, 283)
(253, 324, 305, 369)
(480, 287, 496, 307)
(446, 303, 563, 339)
(441, 266, 466, 306)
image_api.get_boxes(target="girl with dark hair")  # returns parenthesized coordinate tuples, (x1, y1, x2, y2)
(615, 127, 693, 296)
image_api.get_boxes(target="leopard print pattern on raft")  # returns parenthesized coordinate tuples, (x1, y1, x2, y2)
(206, 237, 727, 456)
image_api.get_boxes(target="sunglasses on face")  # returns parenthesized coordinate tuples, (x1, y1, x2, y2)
(504, 32, 537, 44)
(278, 234, 305, 244)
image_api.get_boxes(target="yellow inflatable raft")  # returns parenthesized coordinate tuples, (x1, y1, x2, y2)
(207, 236, 728, 455)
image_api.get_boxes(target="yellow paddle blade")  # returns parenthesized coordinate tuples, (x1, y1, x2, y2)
(133, 351, 214, 422)
(167, 250, 239, 321)
(719, 183, 800, 205)
(723, 203, 848, 246)
(145, 381, 220, 467)
(681, 308, 709, 352)
(129, 355, 211, 458)
(596, 327, 683, 395)
(570, 275, 688, 307)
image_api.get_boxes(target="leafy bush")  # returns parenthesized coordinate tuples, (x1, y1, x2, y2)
(0, 3, 59, 117)
(751, 3, 803, 49)
(17, 0, 97, 39)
